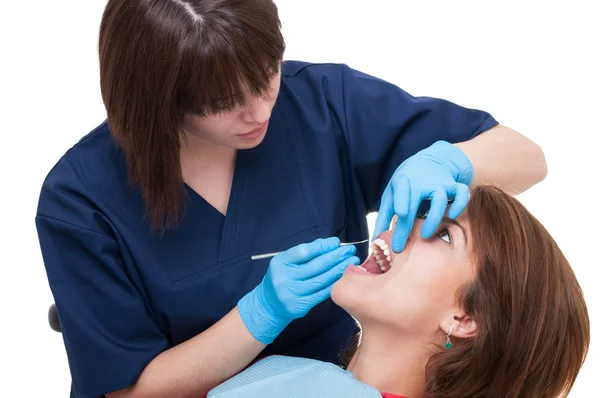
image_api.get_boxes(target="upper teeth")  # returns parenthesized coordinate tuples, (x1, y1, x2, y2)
(371, 238, 392, 270)
(373, 238, 389, 252)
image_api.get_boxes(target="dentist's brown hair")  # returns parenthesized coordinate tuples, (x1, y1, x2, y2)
(425, 185, 589, 397)
(99, 0, 285, 233)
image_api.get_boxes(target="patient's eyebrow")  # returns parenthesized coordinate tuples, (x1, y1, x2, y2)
(443, 217, 467, 245)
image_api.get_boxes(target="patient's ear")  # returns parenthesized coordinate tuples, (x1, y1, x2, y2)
(440, 311, 477, 339)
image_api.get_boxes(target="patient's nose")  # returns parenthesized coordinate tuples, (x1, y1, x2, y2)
(408, 218, 426, 245)
(389, 216, 422, 249)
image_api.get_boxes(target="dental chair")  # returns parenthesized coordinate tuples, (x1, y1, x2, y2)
(48, 303, 61, 332)
(48, 304, 77, 397)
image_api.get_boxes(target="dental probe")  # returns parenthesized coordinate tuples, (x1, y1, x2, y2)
(251, 239, 370, 261)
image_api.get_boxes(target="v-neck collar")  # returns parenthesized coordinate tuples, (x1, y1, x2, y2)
(182, 148, 248, 263)
(182, 149, 239, 219)
(217, 149, 248, 262)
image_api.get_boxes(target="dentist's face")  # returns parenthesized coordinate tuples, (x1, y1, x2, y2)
(182, 70, 281, 149)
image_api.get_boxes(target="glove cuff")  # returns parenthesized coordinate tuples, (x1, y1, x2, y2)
(238, 286, 287, 345)
(429, 141, 474, 186)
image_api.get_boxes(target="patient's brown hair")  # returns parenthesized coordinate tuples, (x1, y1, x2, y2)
(424, 185, 589, 397)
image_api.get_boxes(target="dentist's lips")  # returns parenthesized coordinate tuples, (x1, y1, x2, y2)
(237, 121, 268, 140)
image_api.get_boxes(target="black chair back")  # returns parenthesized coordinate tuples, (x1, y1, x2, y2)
(48, 303, 61, 332)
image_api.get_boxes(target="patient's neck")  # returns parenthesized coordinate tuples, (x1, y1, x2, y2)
(346, 324, 431, 397)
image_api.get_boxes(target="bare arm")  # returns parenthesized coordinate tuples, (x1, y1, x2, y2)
(455, 125, 548, 194)
(107, 307, 265, 398)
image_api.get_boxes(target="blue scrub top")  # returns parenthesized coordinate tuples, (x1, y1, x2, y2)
(36, 61, 497, 397)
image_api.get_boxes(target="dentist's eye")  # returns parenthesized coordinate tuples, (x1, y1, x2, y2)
(437, 228, 452, 244)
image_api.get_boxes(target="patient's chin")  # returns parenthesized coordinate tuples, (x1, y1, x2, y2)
(330, 279, 345, 306)
(331, 277, 364, 315)
(331, 277, 351, 306)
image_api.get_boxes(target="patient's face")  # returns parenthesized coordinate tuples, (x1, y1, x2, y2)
(331, 213, 476, 335)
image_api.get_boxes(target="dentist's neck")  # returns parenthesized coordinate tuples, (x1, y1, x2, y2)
(347, 325, 432, 397)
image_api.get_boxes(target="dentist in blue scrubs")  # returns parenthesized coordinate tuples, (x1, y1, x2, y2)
(35, 1, 547, 397)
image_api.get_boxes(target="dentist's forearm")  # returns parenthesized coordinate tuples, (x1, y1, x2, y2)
(455, 125, 548, 194)
(107, 307, 266, 398)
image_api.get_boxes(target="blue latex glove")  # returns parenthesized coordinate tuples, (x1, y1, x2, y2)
(238, 237, 360, 344)
(373, 140, 474, 252)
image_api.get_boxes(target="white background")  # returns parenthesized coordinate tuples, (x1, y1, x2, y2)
(1, 1, 598, 396)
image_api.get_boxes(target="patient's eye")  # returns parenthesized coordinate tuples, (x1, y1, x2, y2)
(437, 228, 452, 244)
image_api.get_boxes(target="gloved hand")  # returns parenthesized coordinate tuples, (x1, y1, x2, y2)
(238, 237, 360, 344)
(373, 140, 474, 252)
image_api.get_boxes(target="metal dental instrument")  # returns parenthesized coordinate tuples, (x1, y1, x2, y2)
(251, 239, 370, 261)
(417, 198, 455, 219)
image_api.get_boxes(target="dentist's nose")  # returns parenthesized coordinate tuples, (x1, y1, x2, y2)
(241, 96, 270, 124)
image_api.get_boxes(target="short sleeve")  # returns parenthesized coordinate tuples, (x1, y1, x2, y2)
(36, 168, 169, 396)
(328, 64, 499, 212)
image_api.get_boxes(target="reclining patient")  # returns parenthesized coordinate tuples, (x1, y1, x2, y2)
(209, 185, 590, 398)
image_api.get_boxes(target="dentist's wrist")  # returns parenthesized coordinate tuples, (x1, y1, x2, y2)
(428, 140, 474, 186)
(238, 286, 287, 345)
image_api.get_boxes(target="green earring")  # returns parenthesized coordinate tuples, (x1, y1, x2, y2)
(444, 325, 454, 349)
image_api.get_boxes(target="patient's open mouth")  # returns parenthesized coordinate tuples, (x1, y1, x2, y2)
(356, 232, 394, 275)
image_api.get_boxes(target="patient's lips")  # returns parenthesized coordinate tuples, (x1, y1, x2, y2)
(360, 230, 395, 275)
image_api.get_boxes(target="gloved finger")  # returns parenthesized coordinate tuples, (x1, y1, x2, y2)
(391, 190, 422, 252)
(304, 256, 361, 295)
(372, 185, 395, 239)
(279, 237, 341, 264)
(447, 183, 469, 219)
(308, 283, 335, 307)
(296, 246, 357, 280)
(421, 189, 448, 239)
(392, 175, 410, 217)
